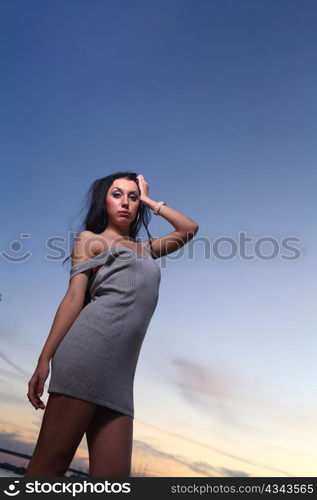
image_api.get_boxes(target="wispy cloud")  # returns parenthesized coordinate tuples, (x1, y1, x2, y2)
(0, 351, 30, 376)
(135, 420, 292, 477)
(132, 439, 251, 477)
(168, 357, 317, 432)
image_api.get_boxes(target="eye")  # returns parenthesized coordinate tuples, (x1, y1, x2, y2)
(112, 192, 138, 201)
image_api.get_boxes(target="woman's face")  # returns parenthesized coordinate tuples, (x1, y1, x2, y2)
(105, 178, 140, 228)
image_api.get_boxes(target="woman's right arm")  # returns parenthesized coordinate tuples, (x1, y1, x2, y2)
(37, 292, 86, 363)
(28, 290, 87, 410)
(38, 230, 96, 362)
(27, 231, 95, 409)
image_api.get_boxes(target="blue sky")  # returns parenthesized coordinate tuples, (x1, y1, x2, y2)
(1, 0, 316, 476)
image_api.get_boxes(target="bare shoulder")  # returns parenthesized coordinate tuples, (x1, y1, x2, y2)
(66, 231, 96, 301)
(77, 230, 96, 241)
(72, 231, 97, 266)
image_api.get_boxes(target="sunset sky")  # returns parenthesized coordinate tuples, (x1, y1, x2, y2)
(1, 0, 316, 477)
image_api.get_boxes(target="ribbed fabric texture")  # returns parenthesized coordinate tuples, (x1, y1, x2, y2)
(47, 243, 161, 418)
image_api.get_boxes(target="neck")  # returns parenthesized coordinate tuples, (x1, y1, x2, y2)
(104, 227, 132, 241)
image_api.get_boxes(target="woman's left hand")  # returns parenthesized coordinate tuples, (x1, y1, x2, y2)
(136, 174, 149, 202)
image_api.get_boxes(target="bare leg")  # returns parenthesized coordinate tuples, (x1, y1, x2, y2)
(86, 405, 133, 477)
(25, 393, 97, 477)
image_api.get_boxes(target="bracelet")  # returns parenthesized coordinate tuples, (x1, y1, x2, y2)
(153, 201, 166, 215)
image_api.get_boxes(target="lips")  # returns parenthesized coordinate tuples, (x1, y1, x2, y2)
(118, 211, 130, 216)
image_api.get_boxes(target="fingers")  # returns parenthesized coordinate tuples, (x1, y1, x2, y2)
(36, 379, 46, 409)
(37, 379, 44, 398)
(27, 376, 46, 410)
(136, 174, 149, 192)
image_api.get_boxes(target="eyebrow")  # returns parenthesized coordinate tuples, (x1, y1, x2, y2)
(112, 187, 139, 194)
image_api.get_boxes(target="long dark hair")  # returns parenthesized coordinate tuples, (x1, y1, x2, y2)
(63, 171, 153, 267)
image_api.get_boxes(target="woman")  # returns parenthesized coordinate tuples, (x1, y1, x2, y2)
(25, 172, 199, 477)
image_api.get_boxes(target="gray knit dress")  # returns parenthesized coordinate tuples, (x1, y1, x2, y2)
(47, 241, 161, 418)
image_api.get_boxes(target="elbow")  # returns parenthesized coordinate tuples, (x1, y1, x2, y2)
(189, 224, 199, 236)
(179, 225, 199, 243)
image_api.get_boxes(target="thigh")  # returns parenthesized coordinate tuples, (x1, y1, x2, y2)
(86, 405, 134, 477)
(26, 392, 98, 476)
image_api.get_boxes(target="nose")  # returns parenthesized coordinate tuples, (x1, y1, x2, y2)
(121, 198, 129, 208)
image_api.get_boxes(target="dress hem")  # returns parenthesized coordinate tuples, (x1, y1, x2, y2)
(47, 387, 134, 418)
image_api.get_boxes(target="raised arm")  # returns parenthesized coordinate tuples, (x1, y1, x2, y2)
(141, 197, 199, 259)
